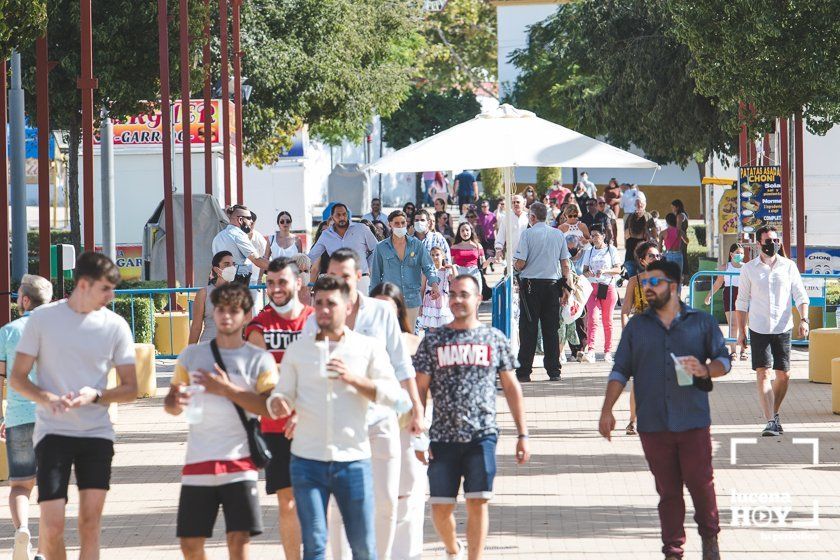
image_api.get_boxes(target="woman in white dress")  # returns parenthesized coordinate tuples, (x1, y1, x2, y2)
(266, 211, 304, 260)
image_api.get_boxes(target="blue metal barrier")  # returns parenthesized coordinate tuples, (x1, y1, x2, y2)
(112, 285, 266, 359)
(687, 270, 840, 347)
(491, 275, 512, 336)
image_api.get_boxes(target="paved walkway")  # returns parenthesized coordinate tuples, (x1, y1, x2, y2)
(3, 308, 840, 558)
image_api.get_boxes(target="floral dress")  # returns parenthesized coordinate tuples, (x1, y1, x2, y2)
(419, 267, 454, 329)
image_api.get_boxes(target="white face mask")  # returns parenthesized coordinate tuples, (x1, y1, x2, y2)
(220, 266, 236, 283)
(414, 221, 428, 233)
(393, 227, 408, 238)
(270, 300, 296, 314)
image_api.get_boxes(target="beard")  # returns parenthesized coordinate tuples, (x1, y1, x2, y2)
(336, 219, 349, 228)
(646, 288, 671, 310)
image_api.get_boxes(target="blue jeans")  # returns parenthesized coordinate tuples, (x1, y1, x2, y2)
(290, 455, 377, 560)
(664, 251, 684, 277)
(428, 434, 497, 503)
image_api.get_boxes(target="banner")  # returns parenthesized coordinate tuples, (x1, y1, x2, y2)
(94, 100, 233, 148)
(96, 245, 143, 280)
(718, 189, 739, 235)
(739, 166, 782, 234)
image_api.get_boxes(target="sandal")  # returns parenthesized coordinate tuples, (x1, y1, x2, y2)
(625, 422, 637, 436)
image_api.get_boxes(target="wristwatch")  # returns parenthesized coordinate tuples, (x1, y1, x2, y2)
(93, 390, 103, 404)
(801, 318, 809, 324)
(517, 434, 529, 439)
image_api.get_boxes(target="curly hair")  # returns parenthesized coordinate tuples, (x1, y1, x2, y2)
(209, 282, 254, 313)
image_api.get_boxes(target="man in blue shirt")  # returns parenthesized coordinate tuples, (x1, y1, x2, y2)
(513, 202, 571, 382)
(598, 260, 729, 560)
(1, 274, 53, 560)
(453, 170, 478, 211)
(309, 203, 380, 294)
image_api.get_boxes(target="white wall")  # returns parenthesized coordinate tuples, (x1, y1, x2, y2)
(804, 126, 840, 247)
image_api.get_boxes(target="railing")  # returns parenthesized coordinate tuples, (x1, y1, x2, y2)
(491, 275, 512, 337)
(687, 270, 840, 346)
(112, 285, 266, 359)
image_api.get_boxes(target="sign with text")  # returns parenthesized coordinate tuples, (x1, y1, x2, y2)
(718, 189, 739, 235)
(94, 100, 234, 148)
(739, 166, 782, 235)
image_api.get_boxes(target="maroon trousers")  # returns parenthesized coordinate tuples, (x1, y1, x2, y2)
(639, 427, 720, 558)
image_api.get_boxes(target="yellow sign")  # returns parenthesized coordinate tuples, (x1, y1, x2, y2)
(718, 190, 739, 235)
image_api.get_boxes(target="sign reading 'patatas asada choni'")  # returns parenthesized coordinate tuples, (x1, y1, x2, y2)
(739, 166, 782, 234)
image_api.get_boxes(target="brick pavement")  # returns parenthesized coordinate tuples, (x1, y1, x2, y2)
(3, 306, 840, 559)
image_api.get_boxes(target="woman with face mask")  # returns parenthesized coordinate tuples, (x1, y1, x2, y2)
(705, 243, 748, 359)
(188, 251, 235, 344)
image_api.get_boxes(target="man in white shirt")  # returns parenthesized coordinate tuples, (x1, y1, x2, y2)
(212, 204, 270, 279)
(494, 194, 530, 262)
(304, 248, 424, 560)
(735, 226, 809, 437)
(268, 275, 400, 560)
(620, 183, 640, 217)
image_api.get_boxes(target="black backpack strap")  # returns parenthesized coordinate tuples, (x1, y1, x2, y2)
(210, 339, 250, 429)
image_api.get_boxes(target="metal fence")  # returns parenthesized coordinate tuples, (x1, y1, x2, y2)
(112, 285, 266, 359)
(687, 270, 840, 346)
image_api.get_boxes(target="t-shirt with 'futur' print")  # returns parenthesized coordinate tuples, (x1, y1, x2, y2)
(413, 325, 517, 443)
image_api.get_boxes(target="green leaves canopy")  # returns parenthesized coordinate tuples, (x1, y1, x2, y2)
(381, 87, 480, 150)
(508, 0, 736, 168)
(0, 0, 46, 60)
(240, 0, 423, 165)
(666, 0, 840, 134)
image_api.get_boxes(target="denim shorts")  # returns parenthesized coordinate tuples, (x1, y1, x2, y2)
(428, 434, 497, 503)
(5, 422, 36, 481)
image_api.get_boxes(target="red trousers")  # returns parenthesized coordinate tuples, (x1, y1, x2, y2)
(639, 427, 720, 558)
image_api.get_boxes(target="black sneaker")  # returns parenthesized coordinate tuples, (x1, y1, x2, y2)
(774, 413, 784, 434)
(516, 374, 532, 383)
(761, 420, 779, 437)
(548, 374, 561, 381)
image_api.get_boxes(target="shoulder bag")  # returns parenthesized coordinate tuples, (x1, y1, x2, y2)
(210, 339, 273, 469)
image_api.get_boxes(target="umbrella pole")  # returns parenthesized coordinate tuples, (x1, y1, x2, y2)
(504, 167, 514, 337)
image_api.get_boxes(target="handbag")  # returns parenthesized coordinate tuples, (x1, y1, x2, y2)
(210, 339, 273, 469)
(561, 270, 592, 324)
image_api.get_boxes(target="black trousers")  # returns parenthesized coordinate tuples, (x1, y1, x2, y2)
(568, 316, 588, 356)
(517, 278, 561, 378)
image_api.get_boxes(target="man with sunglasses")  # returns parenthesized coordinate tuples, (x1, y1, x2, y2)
(735, 226, 809, 437)
(599, 259, 730, 560)
(581, 197, 611, 245)
(212, 204, 270, 274)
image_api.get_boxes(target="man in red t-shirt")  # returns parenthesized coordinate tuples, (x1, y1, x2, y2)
(245, 257, 313, 560)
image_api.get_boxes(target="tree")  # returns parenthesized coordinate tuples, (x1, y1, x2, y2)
(480, 167, 502, 201)
(240, 0, 424, 165)
(0, 0, 46, 60)
(508, 0, 737, 175)
(667, 1, 840, 134)
(418, 0, 497, 97)
(20, 0, 208, 250)
(535, 167, 561, 196)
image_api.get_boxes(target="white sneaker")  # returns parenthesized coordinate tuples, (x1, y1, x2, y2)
(560, 351, 567, 364)
(13, 527, 32, 560)
(581, 350, 596, 363)
(443, 540, 466, 560)
(603, 352, 614, 364)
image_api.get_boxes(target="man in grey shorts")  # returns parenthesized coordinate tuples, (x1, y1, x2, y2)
(1, 274, 53, 560)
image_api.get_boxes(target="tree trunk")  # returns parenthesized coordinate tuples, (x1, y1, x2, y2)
(68, 116, 81, 253)
(696, 157, 707, 220)
(415, 172, 423, 206)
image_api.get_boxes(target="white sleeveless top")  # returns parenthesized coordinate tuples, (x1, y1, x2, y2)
(724, 262, 741, 287)
(269, 234, 299, 260)
(565, 221, 585, 240)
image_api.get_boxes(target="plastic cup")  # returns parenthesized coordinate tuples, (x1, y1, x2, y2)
(182, 384, 206, 424)
(671, 353, 694, 386)
(411, 433, 430, 453)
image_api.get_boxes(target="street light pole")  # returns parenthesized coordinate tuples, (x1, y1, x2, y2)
(0, 59, 11, 324)
(37, 36, 52, 279)
(79, 0, 97, 252)
(100, 110, 116, 261)
(9, 51, 28, 282)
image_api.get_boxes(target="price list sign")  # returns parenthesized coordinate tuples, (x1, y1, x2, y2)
(738, 166, 782, 234)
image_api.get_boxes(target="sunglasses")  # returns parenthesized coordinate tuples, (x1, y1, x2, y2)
(278, 219, 292, 225)
(640, 277, 673, 288)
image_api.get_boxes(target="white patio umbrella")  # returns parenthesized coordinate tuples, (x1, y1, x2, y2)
(368, 104, 659, 331)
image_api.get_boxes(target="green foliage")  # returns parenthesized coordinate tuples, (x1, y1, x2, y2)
(116, 279, 171, 312)
(20, 0, 209, 251)
(10, 303, 21, 322)
(508, 0, 737, 168)
(667, 1, 840, 135)
(381, 87, 481, 150)
(690, 225, 707, 248)
(480, 168, 503, 201)
(111, 297, 154, 345)
(535, 168, 561, 197)
(0, 0, 46, 59)
(241, 0, 423, 165)
(418, 0, 497, 96)
(827, 282, 840, 308)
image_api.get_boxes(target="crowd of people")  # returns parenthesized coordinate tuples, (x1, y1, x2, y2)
(0, 166, 812, 560)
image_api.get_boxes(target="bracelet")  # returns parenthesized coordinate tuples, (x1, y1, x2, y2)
(517, 434, 529, 439)
(801, 318, 809, 324)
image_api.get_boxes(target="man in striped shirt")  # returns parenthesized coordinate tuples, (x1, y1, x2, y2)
(164, 283, 277, 559)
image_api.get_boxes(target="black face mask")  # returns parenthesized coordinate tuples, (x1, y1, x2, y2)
(761, 240, 778, 257)
(569, 247, 579, 257)
(240, 223, 252, 234)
